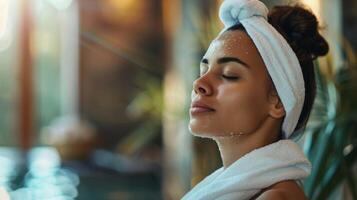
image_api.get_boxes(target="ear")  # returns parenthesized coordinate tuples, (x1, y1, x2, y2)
(268, 89, 286, 119)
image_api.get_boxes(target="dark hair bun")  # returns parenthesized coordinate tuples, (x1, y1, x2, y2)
(268, 5, 329, 61)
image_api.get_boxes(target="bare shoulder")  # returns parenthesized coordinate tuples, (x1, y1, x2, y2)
(255, 180, 308, 200)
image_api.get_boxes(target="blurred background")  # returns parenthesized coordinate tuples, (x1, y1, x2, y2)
(0, 0, 356, 199)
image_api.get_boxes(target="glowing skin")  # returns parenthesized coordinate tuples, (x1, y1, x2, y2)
(189, 29, 286, 168)
(190, 31, 270, 137)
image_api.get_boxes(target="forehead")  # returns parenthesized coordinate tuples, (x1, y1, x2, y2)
(204, 30, 260, 61)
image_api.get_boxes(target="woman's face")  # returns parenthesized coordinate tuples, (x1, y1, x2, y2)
(189, 29, 274, 138)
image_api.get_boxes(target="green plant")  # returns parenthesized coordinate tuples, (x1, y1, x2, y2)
(118, 76, 163, 156)
(81, 31, 164, 156)
(303, 42, 357, 200)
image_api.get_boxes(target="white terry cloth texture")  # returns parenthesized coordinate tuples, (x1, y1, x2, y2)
(219, 0, 306, 139)
(181, 140, 311, 200)
(0, 187, 10, 200)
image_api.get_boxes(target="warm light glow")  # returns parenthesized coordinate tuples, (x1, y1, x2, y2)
(107, 0, 137, 11)
(101, 0, 141, 23)
(301, 0, 321, 19)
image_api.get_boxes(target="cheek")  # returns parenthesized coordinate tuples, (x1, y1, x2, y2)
(217, 85, 269, 131)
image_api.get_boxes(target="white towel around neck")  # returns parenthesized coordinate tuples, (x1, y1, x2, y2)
(181, 140, 311, 200)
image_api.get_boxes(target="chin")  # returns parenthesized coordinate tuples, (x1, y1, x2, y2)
(188, 124, 218, 139)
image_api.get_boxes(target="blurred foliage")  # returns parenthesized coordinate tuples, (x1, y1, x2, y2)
(81, 31, 164, 157)
(303, 39, 357, 200)
(118, 75, 163, 156)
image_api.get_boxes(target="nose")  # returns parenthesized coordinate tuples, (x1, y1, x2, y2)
(193, 76, 213, 96)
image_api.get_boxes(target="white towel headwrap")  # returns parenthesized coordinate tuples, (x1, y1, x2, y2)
(219, 0, 305, 139)
(181, 140, 311, 200)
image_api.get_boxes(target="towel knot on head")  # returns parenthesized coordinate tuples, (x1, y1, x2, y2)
(219, 0, 269, 28)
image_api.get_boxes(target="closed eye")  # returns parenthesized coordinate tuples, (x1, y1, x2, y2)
(222, 75, 239, 80)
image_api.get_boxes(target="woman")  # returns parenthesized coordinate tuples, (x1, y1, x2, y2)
(182, 0, 328, 200)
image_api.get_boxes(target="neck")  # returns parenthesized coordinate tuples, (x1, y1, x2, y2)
(214, 117, 281, 169)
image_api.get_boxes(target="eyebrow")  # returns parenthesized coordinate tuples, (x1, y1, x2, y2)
(201, 57, 250, 69)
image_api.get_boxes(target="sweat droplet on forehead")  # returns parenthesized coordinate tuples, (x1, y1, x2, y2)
(224, 40, 237, 49)
(205, 37, 244, 56)
(203, 30, 263, 68)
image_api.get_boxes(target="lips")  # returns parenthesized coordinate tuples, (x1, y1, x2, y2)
(190, 101, 215, 115)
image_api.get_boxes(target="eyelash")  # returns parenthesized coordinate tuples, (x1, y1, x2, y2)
(222, 74, 239, 80)
(197, 73, 240, 81)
